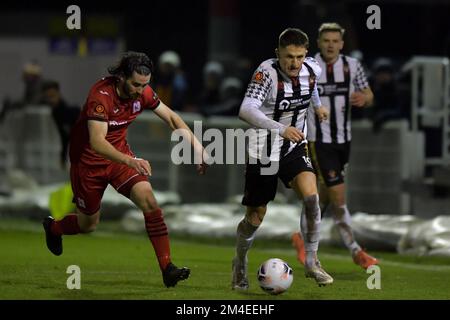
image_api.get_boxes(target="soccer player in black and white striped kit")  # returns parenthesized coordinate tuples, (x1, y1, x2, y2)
(232, 28, 333, 290)
(292, 23, 379, 269)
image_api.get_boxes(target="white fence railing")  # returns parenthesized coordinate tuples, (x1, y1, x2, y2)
(403, 56, 450, 167)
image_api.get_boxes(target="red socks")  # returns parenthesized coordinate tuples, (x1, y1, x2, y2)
(144, 208, 171, 271)
(51, 214, 81, 235)
(49, 210, 172, 272)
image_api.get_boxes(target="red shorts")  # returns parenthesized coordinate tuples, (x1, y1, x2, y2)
(70, 161, 148, 215)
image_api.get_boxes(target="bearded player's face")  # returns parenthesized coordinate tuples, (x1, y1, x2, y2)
(124, 71, 151, 99)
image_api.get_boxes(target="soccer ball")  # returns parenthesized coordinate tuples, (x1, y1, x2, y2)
(257, 258, 293, 295)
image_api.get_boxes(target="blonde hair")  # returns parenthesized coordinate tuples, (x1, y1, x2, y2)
(318, 23, 345, 38)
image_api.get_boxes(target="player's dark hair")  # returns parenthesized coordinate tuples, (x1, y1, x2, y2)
(42, 80, 60, 91)
(108, 51, 154, 78)
(278, 28, 309, 49)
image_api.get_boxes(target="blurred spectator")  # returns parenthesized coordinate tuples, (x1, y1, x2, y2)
(22, 60, 44, 105)
(201, 77, 243, 117)
(1, 60, 43, 123)
(154, 50, 188, 111)
(198, 61, 224, 116)
(41, 80, 80, 168)
(369, 58, 403, 132)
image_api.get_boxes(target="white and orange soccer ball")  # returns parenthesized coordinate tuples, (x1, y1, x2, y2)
(257, 258, 293, 295)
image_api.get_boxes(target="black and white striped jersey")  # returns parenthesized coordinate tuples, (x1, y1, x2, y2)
(307, 53, 369, 143)
(240, 57, 322, 161)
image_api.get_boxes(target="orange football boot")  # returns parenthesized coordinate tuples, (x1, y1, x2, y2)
(353, 250, 379, 269)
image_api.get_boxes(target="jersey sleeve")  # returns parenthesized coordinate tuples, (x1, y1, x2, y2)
(310, 84, 322, 108)
(243, 65, 273, 105)
(305, 57, 322, 79)
(304, 57, 322, 108)
(142, 86, 161, 110)
(353, 60, 370, 90)
(239, 64, 287, 134)
(86, 90, 112, 122)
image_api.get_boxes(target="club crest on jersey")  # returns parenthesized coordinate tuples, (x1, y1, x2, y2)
(252, 71, 264, 84)
(133, 101, 141, 113)
(95, 105, 105, 113)
(93, 104, 106, 118)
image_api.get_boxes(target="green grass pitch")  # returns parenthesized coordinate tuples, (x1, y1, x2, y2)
(1, 218, 450, 300)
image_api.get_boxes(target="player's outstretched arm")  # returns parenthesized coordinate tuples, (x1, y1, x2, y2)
(88, 120, 151, 175)
(153, 102, 209, 175)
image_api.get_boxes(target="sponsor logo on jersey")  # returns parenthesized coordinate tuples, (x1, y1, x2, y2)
(279, 99, 290, 110)
(279, 98, 309, 111)
(320, 84, 349, 95)
(109, 120, 128, 126)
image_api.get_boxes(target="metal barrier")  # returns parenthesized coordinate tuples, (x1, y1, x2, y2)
(403, 56, 450, 167)
(347, 120, 424, 215)
(0, 106, 68, 186)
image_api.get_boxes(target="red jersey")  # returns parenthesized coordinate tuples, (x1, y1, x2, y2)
(69, 76, 160, 166)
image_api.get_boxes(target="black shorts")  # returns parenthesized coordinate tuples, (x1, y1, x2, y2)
(241, 144, 315, 207)
(309, 141, 350, 187)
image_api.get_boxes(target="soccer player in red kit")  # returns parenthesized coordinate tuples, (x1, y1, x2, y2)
(42, 51, 208, 287)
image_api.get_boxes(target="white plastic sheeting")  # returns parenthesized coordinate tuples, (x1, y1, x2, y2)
(397, 216, 450, 256)
(1, 172, 449, 257)
(121, 205, 450, 257)
(121, 203, 335, 239)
